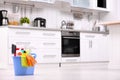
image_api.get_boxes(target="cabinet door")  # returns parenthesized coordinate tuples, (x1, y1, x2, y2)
(0, 28, 8, 68)
(89, 0, 109, 11)
(96, 34, 109, 61)
(80, 33, 109, 62)
(72, 0, 90, 8)
(80, 38, 96, 61)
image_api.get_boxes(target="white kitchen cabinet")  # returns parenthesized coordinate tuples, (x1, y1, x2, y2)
(72, 0, 90, 8)
(0, 28, 8, 69)
(8, 28, 61, 64)
(36, 48, 61, 63)
(80, 33, 109, 62)
(89, 0, 110, 11)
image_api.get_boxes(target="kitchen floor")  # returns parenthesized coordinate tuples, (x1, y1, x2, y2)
(0, 62, 120, 80)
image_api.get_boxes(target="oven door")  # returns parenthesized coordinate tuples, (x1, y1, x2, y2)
(62, 36, 80, 57)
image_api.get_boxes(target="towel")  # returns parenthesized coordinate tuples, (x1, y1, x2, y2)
(26, 54, 37, 67)
(21, 54, 37, 67)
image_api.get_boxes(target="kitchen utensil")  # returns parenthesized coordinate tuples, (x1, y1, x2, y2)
(0, 10, 9, 26)
(66, 21, 74, 29)
(34, 17, 46, 27)
(61, 20, 67, 29)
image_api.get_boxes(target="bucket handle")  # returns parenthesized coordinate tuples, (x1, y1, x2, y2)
(30, 53, 37, 58)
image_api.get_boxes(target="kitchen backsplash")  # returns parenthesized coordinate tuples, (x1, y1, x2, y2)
(0, 3, 99, 30)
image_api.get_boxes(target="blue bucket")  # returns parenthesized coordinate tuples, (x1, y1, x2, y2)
(13, 53, 37, 76)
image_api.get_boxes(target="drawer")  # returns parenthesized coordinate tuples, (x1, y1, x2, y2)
(9, 37, 61, 49)
(9, 28, 41, 37)
(35, 49, 61, 63)
(9, 29, 61, 39)
(80, 33, 101, 39)
(40, 31, 61, 39)
(37, 39, 61, 49)
(8, 37, 38, 49)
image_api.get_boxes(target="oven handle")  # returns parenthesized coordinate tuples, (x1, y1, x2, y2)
(62, 37, 79, 39)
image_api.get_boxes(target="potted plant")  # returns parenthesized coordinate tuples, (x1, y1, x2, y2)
(20, 17, 30, 26)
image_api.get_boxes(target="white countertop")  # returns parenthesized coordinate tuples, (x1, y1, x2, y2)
(0, 25, 109, 34)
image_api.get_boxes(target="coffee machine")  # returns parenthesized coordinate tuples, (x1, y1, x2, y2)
(0, 10, 9, 26)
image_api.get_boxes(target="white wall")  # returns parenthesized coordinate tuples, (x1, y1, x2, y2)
(0, 2, 99, 30)
(100, 0, 120, 69)
(100, 0, 118, 21)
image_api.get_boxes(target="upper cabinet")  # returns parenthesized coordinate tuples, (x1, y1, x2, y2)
(71, 0, 109, 13)
(72, 0, 89, 8)
(89, 0, 109, 12)
(3, 0, 110, 13)
(54, 0, 110, 13)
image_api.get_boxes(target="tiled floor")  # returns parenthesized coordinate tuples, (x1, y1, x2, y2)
(0, 62, 120, 80)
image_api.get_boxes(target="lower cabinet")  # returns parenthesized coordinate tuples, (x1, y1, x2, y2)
(80, 33, 109, 62)
(0, 27, 109, 66)
(36, 49, 61, 63)
(8, 28, 61, 64)
(0, 28, 8, 68)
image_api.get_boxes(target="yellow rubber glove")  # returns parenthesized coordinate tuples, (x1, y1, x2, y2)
(21, 53, 28, 67)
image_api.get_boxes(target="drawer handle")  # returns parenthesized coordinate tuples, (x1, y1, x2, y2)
(85, 35, 95, 38)
(43, 43, 56, 45)
(66, 59, 77, 62)
(16, 32, 31, 35)
(89, 40, 92, 48)
(42, 33, 55, 36)
(43, 55, 56, 58)
(16, 42, 31, 45)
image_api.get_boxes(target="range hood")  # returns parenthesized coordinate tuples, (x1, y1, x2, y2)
(54, 0, 71, 12)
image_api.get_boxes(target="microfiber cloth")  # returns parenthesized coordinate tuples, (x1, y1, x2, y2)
(21, 54, 37, 67)
(26, 55, 37, 67)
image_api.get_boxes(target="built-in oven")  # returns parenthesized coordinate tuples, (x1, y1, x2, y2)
(61, 31, 80, 57)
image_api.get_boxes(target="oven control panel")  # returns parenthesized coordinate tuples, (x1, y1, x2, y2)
(61, 31, 79, 37)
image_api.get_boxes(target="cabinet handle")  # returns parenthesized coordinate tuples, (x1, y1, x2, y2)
(85, 35, 95, 38)
(16, 32, 31, 35)
(42, 33, 55, 36)
(43, 55, 56, 58)
(91, 40, 92, 48)
(43, 43, 56, 45)
(89, 40, 92, 48)
(16, 42, 31, 45)
(66, 59, 77, 62)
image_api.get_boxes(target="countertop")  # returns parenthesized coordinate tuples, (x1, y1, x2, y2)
(1, 25, 109, 34)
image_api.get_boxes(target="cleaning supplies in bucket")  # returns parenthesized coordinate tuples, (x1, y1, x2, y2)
(20, 49, 37, 67)
(12, 44, 37, 76)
